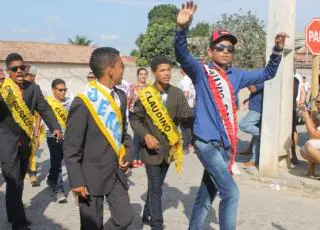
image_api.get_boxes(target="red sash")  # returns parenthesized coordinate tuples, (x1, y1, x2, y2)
(204, 65, 238, 174)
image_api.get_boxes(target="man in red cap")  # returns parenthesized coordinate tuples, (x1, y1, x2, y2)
(175, 1, 288, 229)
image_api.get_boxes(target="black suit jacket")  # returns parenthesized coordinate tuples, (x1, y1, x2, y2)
(63, 88, 133, 196)
(0, 80, 61, 163)
(129, 85, 193, 165)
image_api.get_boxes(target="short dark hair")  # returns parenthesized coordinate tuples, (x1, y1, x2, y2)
(52, 78, 66, 88)
(90, 47, 120, 78)
(150, 56, 171, 72)
(137, 67, 148, 76)
(6, 53, 23, 67)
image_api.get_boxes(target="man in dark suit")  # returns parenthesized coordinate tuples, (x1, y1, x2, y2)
(63, 47, 133, 230)
(0, 53, 62, 230)
(129, 56, 193, 230)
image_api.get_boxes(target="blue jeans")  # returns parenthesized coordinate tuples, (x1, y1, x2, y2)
(144, 161, 170, 230)
(189, 140, 239, 230)
(239, 110, 262, 164)
(47, 137, 64, 192)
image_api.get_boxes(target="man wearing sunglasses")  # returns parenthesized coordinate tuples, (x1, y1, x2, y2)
(0, 53, 62, 230)
(45, 78, 72, 203)
(87, 71, 97, 82)
(175, 1, 288, 230)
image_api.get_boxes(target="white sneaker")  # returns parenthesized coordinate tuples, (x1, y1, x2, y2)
(57, 192, 67, 203)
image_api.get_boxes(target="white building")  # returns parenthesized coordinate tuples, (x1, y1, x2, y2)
(0, 40, 137, 96)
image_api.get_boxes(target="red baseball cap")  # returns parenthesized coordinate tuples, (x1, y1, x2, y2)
(212, 29, 237, 45)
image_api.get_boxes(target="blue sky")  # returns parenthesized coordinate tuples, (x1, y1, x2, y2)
(0, 0, 319, 55)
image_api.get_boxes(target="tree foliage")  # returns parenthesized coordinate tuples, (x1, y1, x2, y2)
(189, 22, 211, 37)
(134, 4, 178, 66)
(213, 10, 266, 69)
(148, 4, 178, 25)
(132, 7, 266, 69)
(68, 35, 92, 46)
(187, 10, 266, 69)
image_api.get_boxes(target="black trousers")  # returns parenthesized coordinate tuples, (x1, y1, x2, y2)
(143, 161, 170, 230)
(1, 135, 31, 229)
(79, 176, 133, 230)
(47, 137, 64, 192)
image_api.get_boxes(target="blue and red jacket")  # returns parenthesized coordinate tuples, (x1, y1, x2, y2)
(174, 28, 282, 148)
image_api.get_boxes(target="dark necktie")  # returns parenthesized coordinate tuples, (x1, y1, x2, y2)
(110, 90, 115, 99)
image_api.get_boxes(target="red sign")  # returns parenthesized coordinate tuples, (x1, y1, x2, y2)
(305, 17, 320, 55)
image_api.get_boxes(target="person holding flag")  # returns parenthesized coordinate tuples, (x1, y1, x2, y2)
(175, 1, 288, 229)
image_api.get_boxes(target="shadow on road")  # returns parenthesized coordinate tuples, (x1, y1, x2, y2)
(271, 222, 288, 230)
(139, 182, 218, 230)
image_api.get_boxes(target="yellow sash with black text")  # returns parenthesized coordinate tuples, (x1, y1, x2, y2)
(138, 85, 184, 174)
(78, 81, 126, 161)
(46, 96, 68, 128)
(0, 78, 34, 139)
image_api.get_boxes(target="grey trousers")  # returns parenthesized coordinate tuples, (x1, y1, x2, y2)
(79, 176, 133, 230)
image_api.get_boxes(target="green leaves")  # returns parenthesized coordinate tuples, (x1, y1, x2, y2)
(68, 35, 92, 46)
(135, 4, 178, 66)
(133, 7, 266, 69)
(212, 10, 266, 69)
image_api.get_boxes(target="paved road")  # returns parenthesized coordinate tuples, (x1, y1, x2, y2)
(1, 145, 319, 230)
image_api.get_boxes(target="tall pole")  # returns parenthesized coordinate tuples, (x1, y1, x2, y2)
(259, 0, 296, 177)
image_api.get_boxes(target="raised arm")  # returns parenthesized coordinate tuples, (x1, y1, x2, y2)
(175, 1, 203, 84)
(238, 32, 289, 89)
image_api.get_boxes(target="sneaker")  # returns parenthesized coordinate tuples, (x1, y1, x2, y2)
(56, 192, 67, 203)
(142, 216, 165, 229)
(46, 179, 57, 192)
(30, 175, 40, 187)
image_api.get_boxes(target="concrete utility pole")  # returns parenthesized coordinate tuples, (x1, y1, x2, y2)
(259, 0, 296, 177)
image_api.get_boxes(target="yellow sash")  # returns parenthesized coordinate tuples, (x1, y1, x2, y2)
(46, 96, 68, 128)
(32, 112, 46, 143)
(78, 81, 126, 161)
(138, 85, 184, 174)
(0, 78, 34, 139)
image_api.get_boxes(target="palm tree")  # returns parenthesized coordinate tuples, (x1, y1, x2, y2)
(68, 35, 92, 46)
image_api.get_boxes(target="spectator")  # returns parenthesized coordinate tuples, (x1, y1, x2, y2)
(0, 67, 6, 86)
(239, 83, 264, 167)
(87, 71, 97, 82)
(178, 68, 195, 153)
(300, 97, 320, 177)
(127, 67, 148, 168)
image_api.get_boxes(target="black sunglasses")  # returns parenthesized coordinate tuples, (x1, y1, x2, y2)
(56, 88, 68, 92)
(9, 65, 27, 73)
(214, 44, 235, 53)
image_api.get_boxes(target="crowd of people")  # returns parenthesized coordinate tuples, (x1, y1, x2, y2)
(1, 1, 317, 230)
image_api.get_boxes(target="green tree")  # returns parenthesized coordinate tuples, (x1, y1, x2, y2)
(136, 22, 176, 66)
(148, 4, 178, 25)
(212, 10, 266, 69)
(130, 49, 139, 57)
(68, 35, 92, 46)
(189, 22, 211, 37)
(187, 22, 212, 58)
(133, 4, 178, 66)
